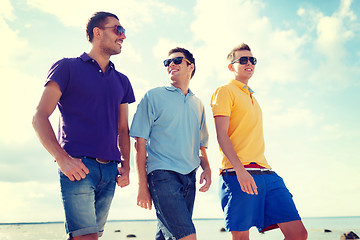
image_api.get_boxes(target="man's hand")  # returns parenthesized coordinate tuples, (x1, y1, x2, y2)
(137, 185, 152, 210)
(57, 157, 89, 181)
(116, 165, 130, 187)
(199, 168, 212, 192)
(236, 169, 258, 195)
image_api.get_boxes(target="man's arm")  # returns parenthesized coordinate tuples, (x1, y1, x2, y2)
(198, 146, 211, 192)
(116, 103, 131, 188)
(32, 81, 89, 181)
(214, 115, 258, 195)
(134, 137, 152, 210)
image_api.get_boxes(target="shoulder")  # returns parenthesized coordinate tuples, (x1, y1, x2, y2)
(190, 94, 204, 105)
(113, 70, 129, 81)
(49, 56, 81, 70)
(146, 86, 167, 97)
(112, 70, 134, 87)
(213, 84, 234, 97)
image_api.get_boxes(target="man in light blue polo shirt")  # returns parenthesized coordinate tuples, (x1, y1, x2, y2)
(130, 47, 211, 240)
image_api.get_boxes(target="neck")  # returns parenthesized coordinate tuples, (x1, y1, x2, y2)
(235, 77, 249, 85)
(88, 48, 111, 72)
(171, 80, 190, 95)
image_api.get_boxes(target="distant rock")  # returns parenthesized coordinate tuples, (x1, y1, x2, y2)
(324, 229, 332, 232)
(340, 231, 359, 239)
(126, 234, 137, 238)
(220, 227, 226, 232)
(114, 229, 121, 232)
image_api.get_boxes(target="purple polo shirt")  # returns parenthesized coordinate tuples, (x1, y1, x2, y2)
(46, 53, 135, 161)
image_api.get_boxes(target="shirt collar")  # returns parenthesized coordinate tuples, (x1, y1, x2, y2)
(229, 79, 254, 94)
(165, 84, 194, 96)
(80, 52, 115, 69)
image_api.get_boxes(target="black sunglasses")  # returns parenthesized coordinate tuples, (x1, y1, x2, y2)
(232, 56, 257, 65)
(163, 56, 191, 67)
(101, 25, 125, 36)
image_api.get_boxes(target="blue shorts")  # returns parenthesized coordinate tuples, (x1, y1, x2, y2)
(220, 171, 301, 233)
(148, 169, 197, 240)
(59, 157, 119, 239)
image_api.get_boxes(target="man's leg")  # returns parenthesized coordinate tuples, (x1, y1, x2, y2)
(179, 170, 197, 240)
(148, 170, 197, 240)
(179, 233, 196, 240)
(60, 158, 118, 239)
(72, 233, 98, 240)
(262, 172, 306, 239)
(278, 220, 308, 240)
(230, 230, 250, 240)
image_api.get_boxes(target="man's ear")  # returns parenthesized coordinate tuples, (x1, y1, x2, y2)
(228, 63, 234, 72)
(93, 27, 102, 40)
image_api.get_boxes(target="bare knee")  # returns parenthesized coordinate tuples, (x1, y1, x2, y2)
(279, 220, 308, 240)
(179, 233, 196, 240)
(72, 233, 98, 240)
(291, 228, 308, 240)
(231, 231, 249, 240)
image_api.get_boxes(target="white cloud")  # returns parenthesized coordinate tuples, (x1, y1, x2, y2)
(190, 0, 308, 97)
(0, 181, 62, 222)
(0, 10, 40, 144)
(0, 0, 15, 21)
(0, 17, 28, 67)
(0, 68, 42, 144)
(337, 0, 357, 21)
(316, 16, 353, 60)
(27, 0, 179, 31)
(269, 105, 322, 128)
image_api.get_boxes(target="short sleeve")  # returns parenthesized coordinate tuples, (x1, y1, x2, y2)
(45, 58, 70, 94)
(199, 104, 209, 148)
(129, 92, 154, 140)
(120, 75, 136, 104)
(210, 86, 232, 117)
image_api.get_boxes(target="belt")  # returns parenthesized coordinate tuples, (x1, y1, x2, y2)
(221, 168, 274, 176)
(81, 156, 114, 164)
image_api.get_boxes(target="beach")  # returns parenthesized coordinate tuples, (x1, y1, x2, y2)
(1, 217, 360, 240)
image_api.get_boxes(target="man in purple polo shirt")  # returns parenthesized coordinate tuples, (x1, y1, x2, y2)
(32, 12, 135, 240)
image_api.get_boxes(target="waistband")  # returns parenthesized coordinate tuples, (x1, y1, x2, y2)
(80, 156, 118, 164)
(221, 169, 274, 176)
(220, 162, 273, 176)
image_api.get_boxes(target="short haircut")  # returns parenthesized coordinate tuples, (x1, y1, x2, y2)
(168, 47, 196, 78)
(86, 12, 119, 42)
(227, 43, 252, 63)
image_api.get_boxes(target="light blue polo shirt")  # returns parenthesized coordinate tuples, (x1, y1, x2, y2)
(130, 85, 209, 175)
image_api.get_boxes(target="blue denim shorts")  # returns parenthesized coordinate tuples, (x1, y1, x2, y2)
(148, 169, 197, 240)
(59, 157, 119, 239)
(220, 171, 301, 233)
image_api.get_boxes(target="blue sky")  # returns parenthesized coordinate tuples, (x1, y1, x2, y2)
(0, 0, 359, 223)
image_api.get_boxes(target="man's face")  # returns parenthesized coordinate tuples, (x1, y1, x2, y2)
(98, 17, 126, 56)
(229, 50, 255, 83)
(166, 52, 193, 82)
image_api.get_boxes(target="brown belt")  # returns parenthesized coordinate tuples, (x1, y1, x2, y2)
(80, 156, 113, 164)
(95, 158, 111, 164)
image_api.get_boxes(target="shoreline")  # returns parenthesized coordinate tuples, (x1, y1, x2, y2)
(1, 216, 360, 225)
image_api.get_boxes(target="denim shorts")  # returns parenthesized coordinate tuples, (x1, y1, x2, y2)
(148, 169, 197, 240)
(220, 171, 301, 233)
(59, 157, 119, 239)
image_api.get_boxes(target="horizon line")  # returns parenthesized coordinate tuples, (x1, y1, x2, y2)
(1, 216, 360, 225)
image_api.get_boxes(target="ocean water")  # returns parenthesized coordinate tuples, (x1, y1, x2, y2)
(0, 217, 359, 240)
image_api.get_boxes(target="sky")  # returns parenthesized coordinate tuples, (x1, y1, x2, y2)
(0, 0, 359, 223)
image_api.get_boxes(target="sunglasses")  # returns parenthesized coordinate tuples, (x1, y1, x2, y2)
(163, 56, 192, 67)
(101, 25, 125, 36)
(232, 56, 257, 65)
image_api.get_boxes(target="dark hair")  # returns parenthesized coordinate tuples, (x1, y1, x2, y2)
(227, 43, 252, 62)
(168, 47, 196, 78)
(86, 12, 119, 42)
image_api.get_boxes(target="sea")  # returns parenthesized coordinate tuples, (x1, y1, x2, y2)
(0, 217, 359, 240)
